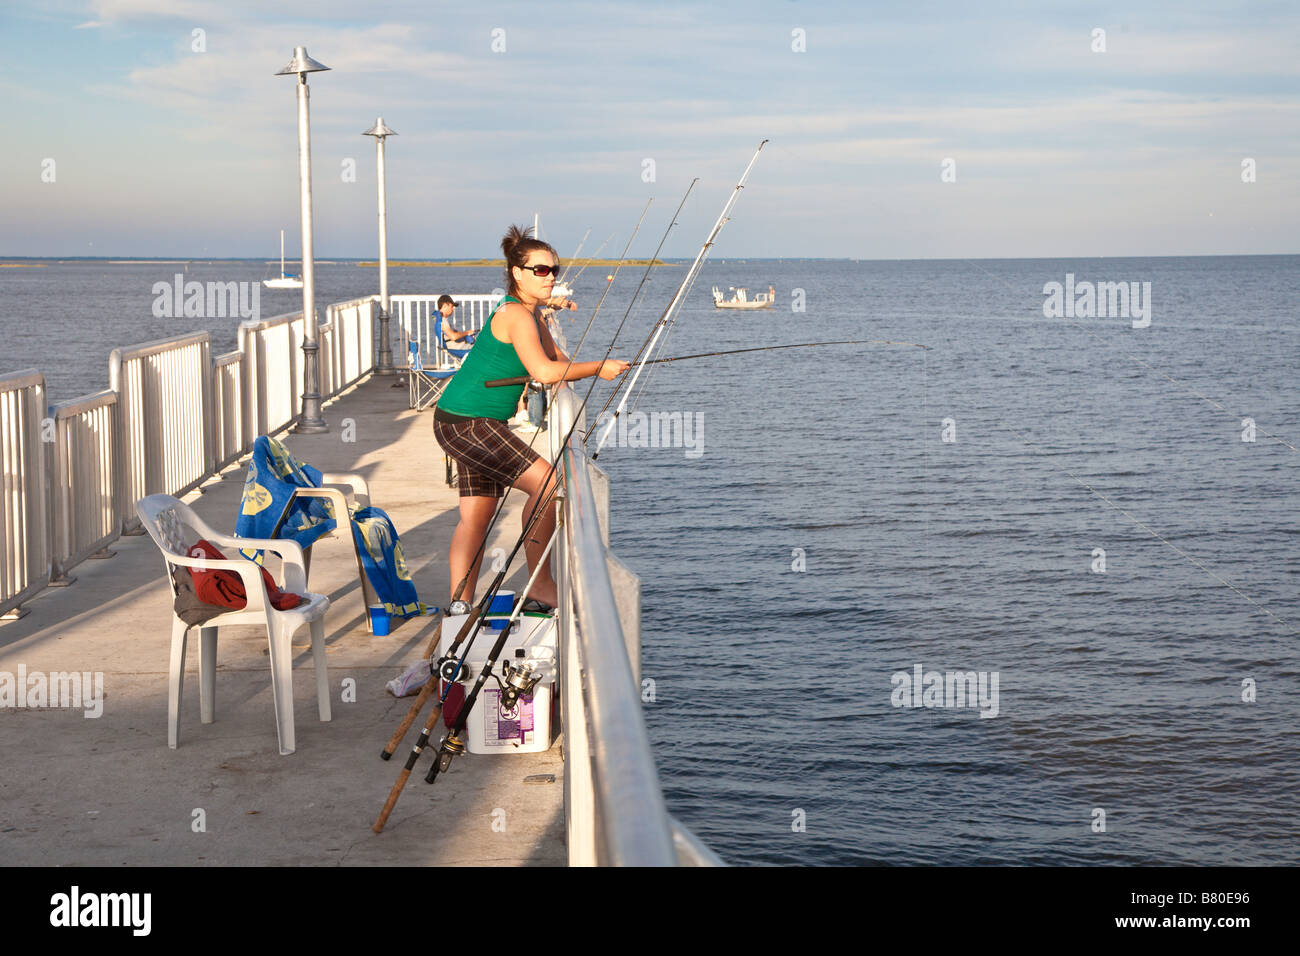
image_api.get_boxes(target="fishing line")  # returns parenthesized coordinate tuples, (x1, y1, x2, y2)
(592, 180, 699, 373)
(481, 342, 927, 389)
(620, 238, 739, 411)
(611, 202, 761, 426)
(589, 188, 755, 433)
(562, 202, 653, 362)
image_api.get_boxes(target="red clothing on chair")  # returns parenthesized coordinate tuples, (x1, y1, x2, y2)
(186, 539, 302, 611)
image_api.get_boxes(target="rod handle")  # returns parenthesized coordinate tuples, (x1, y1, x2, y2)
(373, 767, 411, 833)
(485, 375, 529, 388)
(381, 672, 437, 758)
(374, 703, 445, 833)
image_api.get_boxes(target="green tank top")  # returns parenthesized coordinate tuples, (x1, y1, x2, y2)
(435, 296, 529, 420)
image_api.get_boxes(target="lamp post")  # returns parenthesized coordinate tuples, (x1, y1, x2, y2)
(276, 45, 330, 434)
(363, 117, 397, 374)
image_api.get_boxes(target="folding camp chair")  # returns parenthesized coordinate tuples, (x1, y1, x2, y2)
(433, 317, 475, 368)
(408, 341, 457, 411)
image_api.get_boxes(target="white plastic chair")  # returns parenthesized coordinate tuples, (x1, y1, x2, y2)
(267, 469, 385, 631)
(136, 493, 332, 755)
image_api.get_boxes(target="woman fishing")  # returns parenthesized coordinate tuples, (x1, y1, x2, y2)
(433, 225, 629, 614)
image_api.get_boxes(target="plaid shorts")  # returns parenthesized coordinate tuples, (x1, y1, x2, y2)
(433, 413, 542, 498)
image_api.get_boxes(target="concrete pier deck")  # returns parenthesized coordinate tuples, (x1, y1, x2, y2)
(0, 375, 565, 866)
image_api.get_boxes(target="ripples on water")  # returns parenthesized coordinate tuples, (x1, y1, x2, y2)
(604, 256, 1299, 866)
(3, 255, 1297, 864)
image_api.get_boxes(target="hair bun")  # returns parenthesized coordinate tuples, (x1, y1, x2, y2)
(500, 223, 554, 297)
(502, 223, 534, 259)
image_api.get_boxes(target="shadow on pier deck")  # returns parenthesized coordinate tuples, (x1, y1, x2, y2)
(0, 377, 565, 866)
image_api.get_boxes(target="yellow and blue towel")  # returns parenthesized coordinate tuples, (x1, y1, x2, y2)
(351, 507, 428, 619)
(236, 436, 336, 561)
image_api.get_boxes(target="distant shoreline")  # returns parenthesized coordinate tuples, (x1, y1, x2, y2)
(355, 258, 677, 268)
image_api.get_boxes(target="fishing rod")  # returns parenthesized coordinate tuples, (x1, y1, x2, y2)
(482, 339, 929, 388)
(589, 144, 767, 434)
(555, 227, 591, 289)
(553, 204, 652, 367)
(548, 178, 698, 401)
(373, 524, 560, 832)
(378, 204, 654, 761)
(408, 189, 704, 790)
(379, 178, 711, 809)
(589, 140, 768, 459)
(404, 173, 734, 791)
(559, 231, 614, 292)
(421, 527, 562, 787)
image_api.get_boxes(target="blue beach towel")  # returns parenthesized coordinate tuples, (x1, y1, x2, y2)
(350, 506, 428, 619)
(236, 436, 336, 562)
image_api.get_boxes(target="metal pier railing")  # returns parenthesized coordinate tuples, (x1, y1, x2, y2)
(0, 292, 720, 866)
(549, 387, 723, 866)
(0, 296, 376, 613)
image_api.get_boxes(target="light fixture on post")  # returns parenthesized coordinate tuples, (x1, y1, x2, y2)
(276, 45, 330, 433)
(363, 117, 397, 375)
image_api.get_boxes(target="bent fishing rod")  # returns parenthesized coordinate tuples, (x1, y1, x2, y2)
(589, 140, 768, 459)
(378, 202, 654, 761)
(482, 339, 929, 388)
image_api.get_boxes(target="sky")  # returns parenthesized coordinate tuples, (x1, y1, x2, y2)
(1, 0, 1297, 259)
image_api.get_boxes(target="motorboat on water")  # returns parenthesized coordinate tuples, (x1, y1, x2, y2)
(263, 230, 304, 289)
(712, 286, 774, 310)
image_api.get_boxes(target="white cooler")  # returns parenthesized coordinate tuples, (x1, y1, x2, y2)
(437, 611, 559, 755)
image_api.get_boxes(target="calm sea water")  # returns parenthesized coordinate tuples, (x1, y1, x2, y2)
(3, 255, 1298, 865)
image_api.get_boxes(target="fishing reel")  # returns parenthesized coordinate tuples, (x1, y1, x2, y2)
(437, 656, 468, 683)
(428, 732, 465, 782)
(494, 659, 545, 711)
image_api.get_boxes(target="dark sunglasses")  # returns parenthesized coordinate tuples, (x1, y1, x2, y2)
(518, 263, 560, 277)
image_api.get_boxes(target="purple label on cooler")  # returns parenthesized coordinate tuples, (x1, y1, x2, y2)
(485, 690, 534, 747)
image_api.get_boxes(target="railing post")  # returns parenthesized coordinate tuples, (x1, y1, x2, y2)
(202, 338, 215, 479)
(49, 409, 75, 586)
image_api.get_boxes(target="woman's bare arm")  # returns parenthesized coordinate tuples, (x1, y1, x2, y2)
(494, 303, 626, 383)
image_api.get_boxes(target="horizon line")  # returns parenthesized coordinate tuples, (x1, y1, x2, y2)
(2, 252, 1297, 264)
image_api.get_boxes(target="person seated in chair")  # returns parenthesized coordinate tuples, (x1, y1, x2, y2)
(438, 295, 474, 345)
